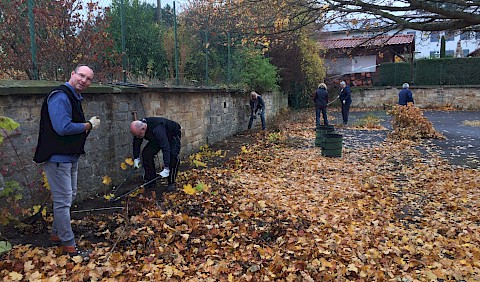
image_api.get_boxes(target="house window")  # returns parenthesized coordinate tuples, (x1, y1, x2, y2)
(445, 32, 455, 41)
(460, 32, 471, 40)
(430, 32, 440, 42)
(463, 49, 469, 57)
(430, 51, 440, 58)
(446, 50, 454, 57)
(407, 31, 416, 37)
(476, 32, 480, 40)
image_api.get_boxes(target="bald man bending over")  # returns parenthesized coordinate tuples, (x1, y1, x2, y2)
(130, 117, 182, 192)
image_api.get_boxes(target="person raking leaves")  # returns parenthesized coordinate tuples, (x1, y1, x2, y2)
(130, 117, 182, 192)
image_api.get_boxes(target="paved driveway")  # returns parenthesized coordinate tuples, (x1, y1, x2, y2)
(423, 111, 479, 169)
(336, 110, 479, 169)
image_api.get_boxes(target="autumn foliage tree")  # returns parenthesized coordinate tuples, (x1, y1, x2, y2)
(0, 0, 121, 81)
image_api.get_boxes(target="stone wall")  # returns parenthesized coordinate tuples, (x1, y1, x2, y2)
(351, 86, 480, 110)
(0, 82, 287, 202)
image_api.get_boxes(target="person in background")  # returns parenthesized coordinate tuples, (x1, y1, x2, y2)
(339, 81, 352, 125)
(33, 64, 100, 260)
(248, 91, 266, 130)
(130, 117, 181, 192)
(398, 82, 415, 106)
(313, 83, 329, 126)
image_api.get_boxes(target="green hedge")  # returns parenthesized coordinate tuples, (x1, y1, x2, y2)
(377, 57, 480, 86)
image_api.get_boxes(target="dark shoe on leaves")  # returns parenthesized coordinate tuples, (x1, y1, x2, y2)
(62, 245, 92, 261)
(166, 183, 177, 192)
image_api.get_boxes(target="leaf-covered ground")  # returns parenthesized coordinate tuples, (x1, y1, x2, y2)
(1, 110, 479, 281)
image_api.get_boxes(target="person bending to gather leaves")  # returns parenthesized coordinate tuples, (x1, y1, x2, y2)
(130, 117, 181, 192)
(248, 91, 266, 130)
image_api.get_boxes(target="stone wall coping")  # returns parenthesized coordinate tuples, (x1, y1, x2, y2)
(0, 80, 245, 96)
(352, 85, 480, 91)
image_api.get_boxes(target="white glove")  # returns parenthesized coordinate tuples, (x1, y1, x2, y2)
(133, 158, 141, 169)
(160, 168, 170, 178)
(342, 100, 346, 104)
(88, 116, 100, 129)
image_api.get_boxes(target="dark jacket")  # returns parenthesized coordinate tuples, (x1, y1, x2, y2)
(33, 85, 88, 163)
(133, 117, 181, 167)
(398, 88, 414, 105)
(313, 88, 328, 108)
(250, 95, 265, 114)
(339, 85, 352, 105)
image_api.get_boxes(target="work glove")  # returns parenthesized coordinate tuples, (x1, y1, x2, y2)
(160, 167, 170, 178)
(133, 158, 141, 169)
(88, 116, 101, 129)
(342, 100, 346, 105)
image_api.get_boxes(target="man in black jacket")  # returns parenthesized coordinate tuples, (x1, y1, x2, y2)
(339, 81, 352, 125)
(313, 83, 329, 126)
(130, 117, 181, 192)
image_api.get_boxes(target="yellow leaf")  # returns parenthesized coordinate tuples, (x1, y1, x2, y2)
(33, 205, 42, 214)
(228, 273, 234, 282)
(125, 158, 134, 166)
(258, 200, 267, 208)
(164, 265, 174, 278)
(320, 257, 332, 268)
(424, 270, 437, 281)
(347, 263, 358, 273)
(183, 184, 196, 195)
(102, 175, 112, 185)
(241, 146, 250, 153)
(120, 162, 127, 170)
(8, 271, 23, 281)
(193, 160, 207, 168)
(42, 172, 50, 190)
(71, 255, 84, 263)
(103, 193, 115, 200)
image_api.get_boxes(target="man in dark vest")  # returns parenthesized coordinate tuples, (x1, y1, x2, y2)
(130, 117, 182, 192)
(33, 64, 100, 261)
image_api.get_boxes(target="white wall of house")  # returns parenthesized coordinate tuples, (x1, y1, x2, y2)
(321, 26, 480, 59)
(411, 30, 480, 59)
(324, 55, 377, 75)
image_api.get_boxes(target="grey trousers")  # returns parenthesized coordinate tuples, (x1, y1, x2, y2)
(43, 161, 78, 246)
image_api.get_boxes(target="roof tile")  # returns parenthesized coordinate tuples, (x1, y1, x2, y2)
(319, 34, 414, 49)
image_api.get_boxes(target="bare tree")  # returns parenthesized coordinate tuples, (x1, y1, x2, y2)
(211, 0, 480, 34)
(323, 0, 480, 32)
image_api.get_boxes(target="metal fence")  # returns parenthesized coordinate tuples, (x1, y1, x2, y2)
(2, 0, 246, 87)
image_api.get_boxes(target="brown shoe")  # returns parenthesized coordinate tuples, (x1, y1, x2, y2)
(62, 245, 92, 261)
(50, 235, 61, 244)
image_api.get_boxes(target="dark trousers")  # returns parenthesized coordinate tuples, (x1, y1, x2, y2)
(341, 103, 351, 124)
(315, 108, 328, 126)
(248, 109, 266, 130)
(142, 132, 181, 185)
